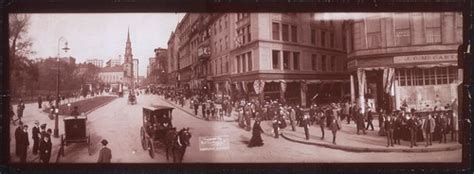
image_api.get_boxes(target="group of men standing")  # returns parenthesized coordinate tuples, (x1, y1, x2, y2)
(15, 121, 53, 163)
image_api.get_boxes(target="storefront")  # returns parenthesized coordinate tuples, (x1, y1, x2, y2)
(350, 53, 461, 113)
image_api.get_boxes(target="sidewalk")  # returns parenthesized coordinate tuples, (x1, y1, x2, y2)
(158, 96, 238, 122)
(9, 94, 114, 163)
(266, 120, 462, 153)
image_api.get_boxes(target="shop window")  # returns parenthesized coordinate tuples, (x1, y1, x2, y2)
(424, 13, 441, 44)
(283, 51, 290, 70)
(367, 17, 382, 48)
(311, 29, 316, 45)
(436, 67, 448, 84)
(414, 69, 424, 86)
(321, 55, 327, 71)
(448, 67, 458, 83)
(311, 54, 317, 71)
(394, 13, 411, 46)
(293, 52, 300, 70)
(282, 24, 289, 41)
(397, 69, 406, 86)
(291, 25, 297, 42)
(247, 52, 252, 71)
(272, 50, 280, 69)
(272, 22, 280, 40)
(406, 69, 412, 86)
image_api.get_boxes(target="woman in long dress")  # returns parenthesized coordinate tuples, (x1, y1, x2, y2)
(248, 119, 264, 147)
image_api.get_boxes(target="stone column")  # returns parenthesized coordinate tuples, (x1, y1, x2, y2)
(300, 81, 307, 107)
(350, 74, 355, 103)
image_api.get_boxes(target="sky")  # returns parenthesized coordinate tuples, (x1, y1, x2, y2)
(25, 13, 185, 77)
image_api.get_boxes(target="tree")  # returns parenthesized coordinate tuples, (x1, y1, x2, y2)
(9, 13, 37, 97)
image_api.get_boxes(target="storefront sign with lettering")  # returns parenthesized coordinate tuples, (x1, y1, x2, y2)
(394, 54, 456, 64)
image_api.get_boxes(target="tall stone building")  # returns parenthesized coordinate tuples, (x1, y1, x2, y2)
(169, 13, 348, 107)
(345, 12, 463, 112)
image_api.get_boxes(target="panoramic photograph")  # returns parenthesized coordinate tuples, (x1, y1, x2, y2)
(9, 12, 464, 163)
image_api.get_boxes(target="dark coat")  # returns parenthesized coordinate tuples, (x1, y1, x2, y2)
(97, 147, 112, 163)
(32, 126, 40, 141)
(39, 140, 52, 163)
(15, 126, 23, 156)
(248, 122, 264, 147)
(17, 130, 29, 157)
(384, 119, 394, 131)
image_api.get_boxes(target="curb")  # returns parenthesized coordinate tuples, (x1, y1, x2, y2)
(159, 96, 237, 123)
(280, 133, 462, 153)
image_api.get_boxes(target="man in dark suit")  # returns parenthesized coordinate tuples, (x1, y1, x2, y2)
(32, 121, 40, 155)
(366, 107, 374, 131)
(408, 114, 418, 148)
(39, 136, 52, 163)
(97, 139, 112, 163)
(14, 122, 24, 157)
(384, 115, 394, 147)
(18, 125, 30, 163)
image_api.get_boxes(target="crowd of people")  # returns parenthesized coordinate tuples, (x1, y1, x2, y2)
(10, 92, 113, 163)
(14, 120, 53, 163)
(153, 86, 460, 148)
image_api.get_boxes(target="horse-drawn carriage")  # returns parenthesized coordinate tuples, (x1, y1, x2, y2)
(57, 115, 92, 161)
(140, 106, 191, 162)
(128, 94, 137, 105)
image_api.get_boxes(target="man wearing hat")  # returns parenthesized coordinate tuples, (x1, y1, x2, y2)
(14, 121, 24, 157)
(18, 124, 30, 163)
(97, 139, 112, 163)
(32, 120, 41, 155)
(40, 124, 48, 139)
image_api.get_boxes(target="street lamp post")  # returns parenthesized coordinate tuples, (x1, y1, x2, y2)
(53, 37, 70, 138)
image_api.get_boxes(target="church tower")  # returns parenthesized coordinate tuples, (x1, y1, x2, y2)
(123, 28, 134, 86)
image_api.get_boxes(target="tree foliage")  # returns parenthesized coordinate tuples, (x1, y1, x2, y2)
(9, 13, 38, 97)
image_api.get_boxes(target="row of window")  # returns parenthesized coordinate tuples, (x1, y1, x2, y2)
(236, 52, 252, 73)
(236, 25, 251, 46)
(213, 36, 230, 54)
(100, 75, 122, 82)
(363, 13, 462, 49)
(310, 28, 335, 48)
(271, 50, 300, 70)
(395, 67, 458, 86)
(272, 22, 298, 43)
(311, 54, 337, 72)
(211, 56, 230, 75)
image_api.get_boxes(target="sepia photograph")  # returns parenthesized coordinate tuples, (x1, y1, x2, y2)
(8, 12, 465, 163)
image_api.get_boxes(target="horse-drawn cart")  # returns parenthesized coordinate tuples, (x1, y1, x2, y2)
(58, 115, 92, 158)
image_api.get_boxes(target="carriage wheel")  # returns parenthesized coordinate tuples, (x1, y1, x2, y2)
(88, 136, 92, 156)
(140, 127, 148, 151)
(148, 140, 154, 159)
(60, 135, 65, 157)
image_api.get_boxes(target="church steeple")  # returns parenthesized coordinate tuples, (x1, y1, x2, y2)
(124, 27, 133, 63)
(127, 27, 131, 43)
(123, 27, 133, 79)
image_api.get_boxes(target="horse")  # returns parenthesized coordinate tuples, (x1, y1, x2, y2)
(165, 128, 192, 163)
